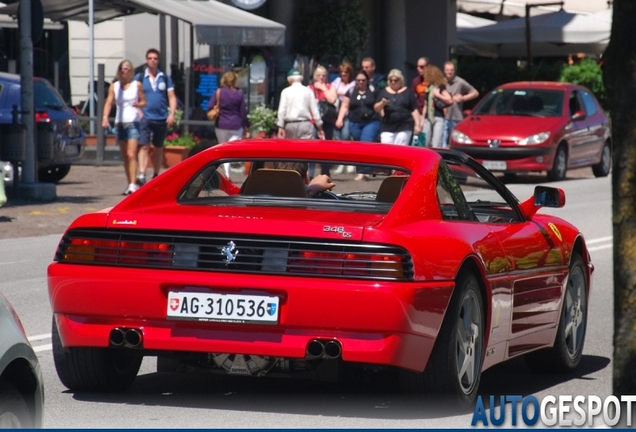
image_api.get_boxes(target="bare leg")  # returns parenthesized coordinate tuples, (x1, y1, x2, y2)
(119, 139, 138, 185)
(151, 145, 163, 176)
(137, 144, 149, 177)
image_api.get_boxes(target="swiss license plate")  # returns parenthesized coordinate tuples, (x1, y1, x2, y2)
(167, 291, 279, 324)
(482, 160, 507, 171)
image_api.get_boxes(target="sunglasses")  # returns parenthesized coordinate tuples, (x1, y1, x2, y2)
(356, 79, 367, 82)
(120, 67, 130, 71)
(417, 64, 427, 69)
(389, 78, 400, 83)
(146, 57, 159, 61)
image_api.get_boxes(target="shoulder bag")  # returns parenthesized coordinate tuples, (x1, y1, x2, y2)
(207, 88, 221, 121)
(313, 87, 338, 124)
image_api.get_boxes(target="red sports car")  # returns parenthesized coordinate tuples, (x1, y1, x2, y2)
(48, 140, 592, 407)
(450, 81, 611, 181)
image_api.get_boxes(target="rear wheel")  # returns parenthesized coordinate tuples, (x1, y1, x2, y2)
(52, 316, 142, 392)
(547, 145, 567, 182)
(592, 141, 611, 177)
(524, 252, 587, 372)
(0, 383, 32, 428)
(400, 271, 484, 410)
(39, 164, 71, 183)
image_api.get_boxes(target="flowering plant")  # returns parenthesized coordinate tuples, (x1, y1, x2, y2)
(248, 104, 277, 136)
(164, 132, 200, 149)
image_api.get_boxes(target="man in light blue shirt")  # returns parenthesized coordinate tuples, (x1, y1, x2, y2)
(136, 48, 178, 184)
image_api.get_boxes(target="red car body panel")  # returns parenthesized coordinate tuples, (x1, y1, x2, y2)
(48, 140, 592, 376)
(451, 81, 611, 175)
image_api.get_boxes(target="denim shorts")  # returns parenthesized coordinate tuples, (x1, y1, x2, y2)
(116, 122, 141, 141)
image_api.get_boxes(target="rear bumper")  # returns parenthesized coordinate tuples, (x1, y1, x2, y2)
(41, 135, 85, 167)
(48, 263, 455, 372)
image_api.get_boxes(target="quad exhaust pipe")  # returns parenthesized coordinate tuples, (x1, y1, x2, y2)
(109, 328, 143, 348)
(306, 339, 342, 359)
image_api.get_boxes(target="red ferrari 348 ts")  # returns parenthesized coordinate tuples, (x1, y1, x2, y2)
(48, 140, 592, 407)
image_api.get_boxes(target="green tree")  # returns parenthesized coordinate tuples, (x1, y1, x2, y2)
(603, 0, 636, 394)
(294, 0, 368, 64)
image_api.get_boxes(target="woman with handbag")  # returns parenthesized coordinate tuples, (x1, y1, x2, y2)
(207, 71, 250, 179)
(308, 65, 338, 175)
(423, 65, 453, 148)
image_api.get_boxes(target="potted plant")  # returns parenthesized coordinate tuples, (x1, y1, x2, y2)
(163, 131, 199, 168)
(248, 104, 278, 138)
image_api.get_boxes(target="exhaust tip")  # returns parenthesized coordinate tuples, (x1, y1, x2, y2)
(109, 328, 125, 346)
(324, 340, 342, 359)
(124, 329, 143, 347)
(307, 340, 325, 358)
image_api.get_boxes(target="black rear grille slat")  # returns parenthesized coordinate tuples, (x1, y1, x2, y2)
(56, 229, 414, 281)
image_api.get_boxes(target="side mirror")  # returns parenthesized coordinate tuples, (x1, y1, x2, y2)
(534, 186, 565, 208)
(572, 110, 585, 121)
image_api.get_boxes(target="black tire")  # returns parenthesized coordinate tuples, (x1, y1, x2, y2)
(399, 271, 485, 409)
(52, 316, 142, 392)
(592, 141, 611, 177)
(39, 164, 71, 183)
(547, 145, 567, 182)
(524, 252, 588, 373)
(0, 382, 32, 428)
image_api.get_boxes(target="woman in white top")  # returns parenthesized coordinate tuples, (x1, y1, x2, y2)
(102, 60, 147, 195)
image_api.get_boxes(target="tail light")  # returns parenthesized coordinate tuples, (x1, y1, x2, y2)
(63, 238, 172, 265)
(288, 251, 404, 279)
(35, 111, 51, 123)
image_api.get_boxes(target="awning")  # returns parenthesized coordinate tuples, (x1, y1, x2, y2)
(0, 0, 286, 46)
(129, 0, 285, 46)
(0, 0, 154, 23)
(457, 0, 613, 16)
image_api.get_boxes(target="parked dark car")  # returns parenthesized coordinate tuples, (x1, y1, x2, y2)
(0, 72, 85, 183)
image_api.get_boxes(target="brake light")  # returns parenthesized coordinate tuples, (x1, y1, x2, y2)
(63, 238, 172, 265)
(288, 251, 404, 278)
(35, 111, 51, 123)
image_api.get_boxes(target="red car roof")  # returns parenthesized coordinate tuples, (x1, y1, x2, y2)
(497, 81, 574, 90)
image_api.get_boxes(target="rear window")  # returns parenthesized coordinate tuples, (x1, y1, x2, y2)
(34, 81, 65, 110)
(473, 88, 564, 117)
(178, 158, 411, 213)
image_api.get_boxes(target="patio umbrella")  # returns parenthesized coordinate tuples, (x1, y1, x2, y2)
(457, 9, 610, 57)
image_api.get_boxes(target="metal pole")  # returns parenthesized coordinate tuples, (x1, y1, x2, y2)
(159, 14, 166, 73)
(184, 66, 190, 135)
(96, 64, 105, 166)
(89, 0, 95, 135)
(19, 0, 35, 184)
(525, 4, 532, 66)
(54, 60, 59, 90)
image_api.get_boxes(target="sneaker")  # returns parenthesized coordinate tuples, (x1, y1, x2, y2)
(136, 173, 146, 186)
(152, 173, 158, 179)
(333, 165, 345, 174)
(123, 183, 139, 195)
(355, 173, 367, 181)
(346, 165, 356, 173)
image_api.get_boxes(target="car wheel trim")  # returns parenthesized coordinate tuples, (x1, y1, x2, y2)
(564, 265, 585, 359)
(555, 149, 567, 178)
(455, 288, 482, 395)
(601, 144, 611, 172)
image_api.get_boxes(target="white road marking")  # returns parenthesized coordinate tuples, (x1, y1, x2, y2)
(28, 333, 52, 342)
(586, 236, 613, 244)
(589, 243, 612, 252)
(33, 344, 52, 353)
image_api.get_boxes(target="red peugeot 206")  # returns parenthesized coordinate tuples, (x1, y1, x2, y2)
(450, 81, 611, 181)
(48, 140, 592, 409)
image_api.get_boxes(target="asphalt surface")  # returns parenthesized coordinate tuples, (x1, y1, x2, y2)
(0, 162, 596, 240)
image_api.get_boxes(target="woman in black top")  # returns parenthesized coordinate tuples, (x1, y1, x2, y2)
(336, 70, 381, 179)
(374, 69, 422, 145)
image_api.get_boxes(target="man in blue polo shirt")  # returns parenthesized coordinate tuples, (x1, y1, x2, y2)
(136, 48, 178, 184)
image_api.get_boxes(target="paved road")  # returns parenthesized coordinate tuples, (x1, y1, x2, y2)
(0, 170, 617, 428)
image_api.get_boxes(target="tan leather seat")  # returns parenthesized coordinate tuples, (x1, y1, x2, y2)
(241, 169, 308, 198)
(376, 176, 408, 203)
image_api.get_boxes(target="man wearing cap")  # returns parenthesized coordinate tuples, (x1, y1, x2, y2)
(277, 68, 325, 140)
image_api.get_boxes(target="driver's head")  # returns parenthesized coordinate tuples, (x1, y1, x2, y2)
(272, 161, 308, 181)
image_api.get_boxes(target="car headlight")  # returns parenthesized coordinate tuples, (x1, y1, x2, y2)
(518, 131, 550, 145)
(451, 130, 473, 144)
